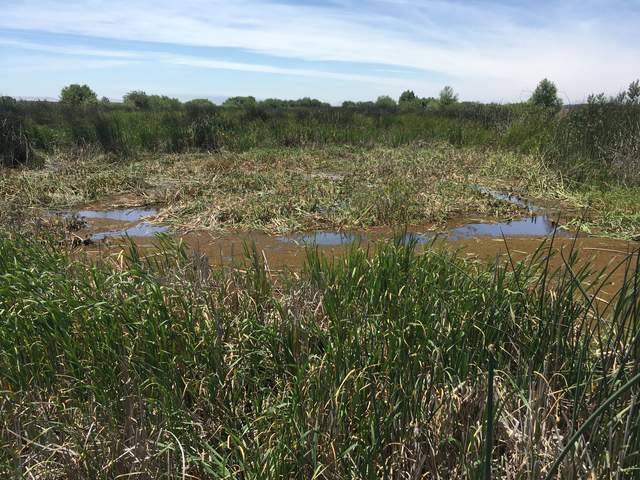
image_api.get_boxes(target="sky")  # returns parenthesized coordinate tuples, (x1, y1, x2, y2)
(1, 0, 639, 105)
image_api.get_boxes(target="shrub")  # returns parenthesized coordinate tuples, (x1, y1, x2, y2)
(529, 78, 562, 110)
(439, 86, 459, 106)
(184, 98, 216, 118)
(123, 90, 151, 110)
(59, 84, 98, 106)
(375, 95, 397, 109)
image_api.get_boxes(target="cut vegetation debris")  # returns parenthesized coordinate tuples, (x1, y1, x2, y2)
(1, 144, 638, 239)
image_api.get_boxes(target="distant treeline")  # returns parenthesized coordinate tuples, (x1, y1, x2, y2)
(34, 83, 466, 110)
(1, 79, 639, 185)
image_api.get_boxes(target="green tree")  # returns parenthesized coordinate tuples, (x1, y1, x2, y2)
(399, 90, 417, 104)
(59, 84, 98, 106)
(438, 86, 458, 107)
(375, 95, 397, 108)
(0, 96, 17, 107)
(260, 98, 289, 108)
(590, 79, 640, 105)
(123, 90, 151, 110)
(529, 79, 562, 109)
(150, 95, 182, 110)
(222, 96, 257, 108)
(420, 97, 439, 108)
(184, 98, 216, 116)
(626, 79, 640, 105)
(291, 97, 330, 107)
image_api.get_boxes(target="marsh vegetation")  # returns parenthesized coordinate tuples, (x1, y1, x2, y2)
(1, 80, 639, 478)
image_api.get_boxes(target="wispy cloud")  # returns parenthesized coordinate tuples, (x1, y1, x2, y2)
(161, 55, 418, 87)
(1, 0, 639, 101)
(0, 37, 423, 88)
(0, 37, 142, 59)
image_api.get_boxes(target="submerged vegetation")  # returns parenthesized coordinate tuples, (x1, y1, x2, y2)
(0, 235, 638, 478)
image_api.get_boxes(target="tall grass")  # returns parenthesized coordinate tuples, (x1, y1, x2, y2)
(3, 104, 499, 154)
(0, 234, 638, 478)
(5, 99, 640, 185)
(0, 114, 36, 167)
(546, 103, 640, 184)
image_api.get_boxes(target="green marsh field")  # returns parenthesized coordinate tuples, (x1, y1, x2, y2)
(1, 85, 640, 478)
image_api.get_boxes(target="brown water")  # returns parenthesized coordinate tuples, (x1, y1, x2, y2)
(62, 189, 568, 244)
(62, 192, 639, 302)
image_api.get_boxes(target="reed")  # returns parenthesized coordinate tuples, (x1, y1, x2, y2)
(4, 99, 640, 186)
(0, 233, 638, 478)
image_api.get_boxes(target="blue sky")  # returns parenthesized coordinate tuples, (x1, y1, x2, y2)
(1, 0, 639, 104)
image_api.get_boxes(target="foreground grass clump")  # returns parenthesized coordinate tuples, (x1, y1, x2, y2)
(1, 235, 639, 478)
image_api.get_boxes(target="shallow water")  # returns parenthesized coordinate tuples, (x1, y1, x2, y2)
(58, 207, 166, 241)
(63, 192, 637, 303)
(277, 231, 366, 245)
(66, 187, 563, 244)
(273, 187, 564, 246)
(89, 222, 169, 241)
(444, 215, 566, 240)
(64, 208, 158, 222)
(273, 216, 566, 247)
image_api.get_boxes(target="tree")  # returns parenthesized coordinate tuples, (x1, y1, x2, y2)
(260, 98, 289, 109)
(342, 101, 356, 108)
(420, 97, 439, 109)
(589, 79, 640, 106)
(148, 95, 181, 110)
(438, 86, 458, 107)
(59, 84, 97, 106)
(375, 95, 397, 108)
(0, 96, 17, 107)
(399, 90, 417, 104)
(529, 79, 562, 109)
(123, 90, 151, 110)
(184, 98, 216, 116)
(625, 79, 640, 105)
(291, 97, 330, 107)
(222, 96, 257, 108)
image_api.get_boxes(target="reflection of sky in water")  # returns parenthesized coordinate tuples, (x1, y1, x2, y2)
(276, 217, 565, 247)
(89, 223, 168, 241)
(445, 215, 566, 240)
(273, 188, 565, 247)
(277, 232, 365, 245)
(70, 188, 565, 245)
(65, 209, 157, 222)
